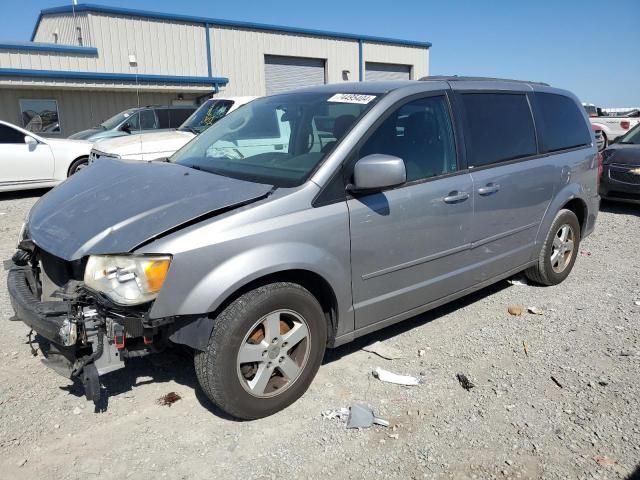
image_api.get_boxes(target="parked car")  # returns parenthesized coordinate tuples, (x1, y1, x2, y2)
(7, 78, 599, 419)
(89, 97, 255, 163)
(68, 105, 197, 142)
(582, 103, 640, 147)
(0, 120, 92, 192)
(599, 123, 640, 204)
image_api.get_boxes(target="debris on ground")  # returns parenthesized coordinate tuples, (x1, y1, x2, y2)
(522, 341, 529, 357)
(456, 373, 475, 391)
(507, 276, 528, 286)
(634, 300, 640, 306)
(157, 392, 181, 406)
(550, 376, 563, 389)
(527, 306, 544, 315)
(418, 349, 426, 357)
(508, 305, 525, 316)
(593, 455, 616, 466)
(372, 367, 419, 386)
(346, 404, 389, 429)
(16, 459, 27, 468)
(321, 407, 349, 421)
(387, 433, 399, 440)
(362, 340, 404, 360)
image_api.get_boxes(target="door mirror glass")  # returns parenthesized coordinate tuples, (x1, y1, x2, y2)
(24, 135, 38, 148)
(350, 154, 406, 192)
(121, 123, 131, 134)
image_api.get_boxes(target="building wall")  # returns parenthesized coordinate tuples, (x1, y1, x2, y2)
(363, 42, 429, 79)
(88, 13, 209, 76)
(32, 13, 92, 46)
(0, 88, 192, 137)
(210, 26, 360, 96)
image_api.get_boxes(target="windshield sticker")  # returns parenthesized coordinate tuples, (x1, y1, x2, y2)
(327, 93, 377, 105)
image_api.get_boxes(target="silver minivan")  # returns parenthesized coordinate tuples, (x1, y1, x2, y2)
(7, 77, 600, 419)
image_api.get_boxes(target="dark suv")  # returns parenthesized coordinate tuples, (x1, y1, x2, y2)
(68, 105, 197, 141)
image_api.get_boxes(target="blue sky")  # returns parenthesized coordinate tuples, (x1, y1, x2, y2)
(5, 0, 640, 106)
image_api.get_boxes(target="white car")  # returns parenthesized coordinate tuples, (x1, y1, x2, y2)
(90, 97, 256, 163)
(583, 103, 640, 146)
(0, 120, 92, 192)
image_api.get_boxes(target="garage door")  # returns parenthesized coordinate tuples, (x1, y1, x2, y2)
(264, 55, 326, 95)
(365, 62, 411, 81)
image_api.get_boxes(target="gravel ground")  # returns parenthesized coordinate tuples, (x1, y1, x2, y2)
(0, 190, 638, 480)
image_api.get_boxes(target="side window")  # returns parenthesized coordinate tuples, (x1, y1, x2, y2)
(169, 108, 195, 128)
(0, 124, 27, 144)
(123, 112, 140, 131)
(156, 109, 171, 129)
(139, 110, 157, 130)
(534, 93, 591, 152)
(460, 93, 537, 167)
(359, 95, 457, 182)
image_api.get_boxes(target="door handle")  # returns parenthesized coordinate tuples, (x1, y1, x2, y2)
(477, 183, 500, 196)
(443, 191, 470, 204)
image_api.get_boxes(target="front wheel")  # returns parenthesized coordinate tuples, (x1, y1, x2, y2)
(525, 209, 581, 286)
(194, 282, 327, 419)
(68, 156, 89, 176)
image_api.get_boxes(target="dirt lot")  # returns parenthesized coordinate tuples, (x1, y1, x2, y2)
(0, 190, 638, 480)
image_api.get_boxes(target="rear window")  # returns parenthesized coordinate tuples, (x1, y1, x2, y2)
(460, 93, 537, 167)
(535, 93, 591, 152)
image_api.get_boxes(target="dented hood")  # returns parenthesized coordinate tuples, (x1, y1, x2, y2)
(28, 159, 272, 260)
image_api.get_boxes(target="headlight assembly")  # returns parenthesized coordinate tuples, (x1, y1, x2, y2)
(84, 255, 171, 305)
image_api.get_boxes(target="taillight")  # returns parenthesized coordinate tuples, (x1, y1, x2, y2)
(620, 120, 630, 130)
(596, 151, 603, 189)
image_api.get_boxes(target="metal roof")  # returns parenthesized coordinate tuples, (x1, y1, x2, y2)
(33, 3, 432, 48)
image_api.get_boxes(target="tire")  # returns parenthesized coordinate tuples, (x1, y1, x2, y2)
(68, 156, 89, 176)
(525, 209, 581, 286)
(601, 132, 608, 149)
(194, 282, 327, 419)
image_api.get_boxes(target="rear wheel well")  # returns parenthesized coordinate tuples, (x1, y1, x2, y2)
(561, 198, 587, 234)
(213, 270, 339, 347)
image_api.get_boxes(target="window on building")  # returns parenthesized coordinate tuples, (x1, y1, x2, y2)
(534, 93, 591, 152)
(19, 99, 60, 134)
(358, 95, 457, 182)
(460, 93, 537, 167)
(0, 124, 27, 144)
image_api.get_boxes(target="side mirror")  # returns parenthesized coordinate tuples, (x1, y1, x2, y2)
(24, 135, 38, 149)
(121, 123, 131, 134)
(348, 154, 406, 192)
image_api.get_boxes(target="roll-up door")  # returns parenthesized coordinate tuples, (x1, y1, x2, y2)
(264, 55, 326, 95)
(365, 62, 411, 81)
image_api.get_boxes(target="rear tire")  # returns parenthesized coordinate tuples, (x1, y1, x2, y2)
(194, 282, 327, 419)
(68, 156, 89, 176)
(525, 209, 581, 286)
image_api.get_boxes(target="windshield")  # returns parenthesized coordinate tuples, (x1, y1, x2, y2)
(618, 124, 640, 144)
(100, 109, 137, 129)
(179, 99, 235, 134)
(171, 92, 379, 187)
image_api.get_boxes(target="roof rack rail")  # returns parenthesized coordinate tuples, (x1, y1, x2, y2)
(419, 75, 549, 86)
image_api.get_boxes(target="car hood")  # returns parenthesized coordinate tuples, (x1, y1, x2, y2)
(94, 130, 194, 157)
(68, 128, 103, 140)
(27, 159, 273, 261)
(604, 144, 640, 166)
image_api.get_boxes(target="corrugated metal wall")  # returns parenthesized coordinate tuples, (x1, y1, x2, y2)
(363, 42, 429, 80)
(88, 13, 208, 76)
(210, 26, 360, 96)
(32, 13, 92, 46)
(0, 89, 189, 137)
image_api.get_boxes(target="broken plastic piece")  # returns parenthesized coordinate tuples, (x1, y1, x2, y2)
(372, 367, 419, 386)
(527, 306, 544, 315)
(456, 373, 475, 391)
(362, 341, 404, 360)
(347, 404, 389, 429)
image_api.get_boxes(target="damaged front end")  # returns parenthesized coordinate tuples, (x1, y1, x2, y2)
(7, 240, 164, 404)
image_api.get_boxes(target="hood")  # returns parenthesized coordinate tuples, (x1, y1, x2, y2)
(68, 128, 102, 140)
(94, 130, 194, 157)
(28, 159, 273, 260)
(45, 138, 92, 147)
(603, 144, 640, 166)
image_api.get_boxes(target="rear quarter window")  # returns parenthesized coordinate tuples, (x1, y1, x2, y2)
(459, 93, 537, 167)
(534, 93, 591, 152)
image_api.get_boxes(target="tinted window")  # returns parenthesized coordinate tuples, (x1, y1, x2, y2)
(0, 124, 26, 144)
(169, 108, 195, 128)
(535, 93, 591, 152)
(123, 112, 140, 131)
(359, 96, 457, 182)
(139, 110, 157, 130)
(460, 93, 537, 167)
(156, 109, 170, 129)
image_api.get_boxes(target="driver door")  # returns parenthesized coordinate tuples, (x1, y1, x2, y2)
(0, 124, 54, 183)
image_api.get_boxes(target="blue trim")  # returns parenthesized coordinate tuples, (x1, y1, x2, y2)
(0, 68, 228, 86)
(204, 23, 212, 77)
(358, 40, 363, 82)
(0, 40, 97, 54)
(36, 4, 432, 48)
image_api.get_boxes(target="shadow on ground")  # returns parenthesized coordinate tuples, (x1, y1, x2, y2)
(600, 199, 640, 217)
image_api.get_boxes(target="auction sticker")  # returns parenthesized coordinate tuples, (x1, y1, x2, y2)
(327, 93, 377, 104)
